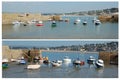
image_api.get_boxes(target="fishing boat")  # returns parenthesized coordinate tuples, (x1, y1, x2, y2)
(95, 59, 104, 68)
(63, 56, 71, 63)
(51, 61, 62, 67)
(36, 21, 44, 26)
(27, 63, 41, 69)
(87, 56, 96, 64)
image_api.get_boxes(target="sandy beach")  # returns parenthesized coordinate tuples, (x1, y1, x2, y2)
(2, 13, 51, 24)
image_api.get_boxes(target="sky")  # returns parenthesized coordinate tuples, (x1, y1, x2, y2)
(2, 2, 118, 13)
(2, 41, 116, 47)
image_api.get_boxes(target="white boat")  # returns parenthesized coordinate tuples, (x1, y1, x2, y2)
(94, 20, 101, 25)
(51, 61, 62, 67)
(56, 60, 62, 64)
(74, 18, 81, 24)
(52, 21, 56, 24)
(63, 56, 71, 63)
(12, 21, 24, 25)
(16, 57, 26, 64)
(38, 21, 43, 24)
(87, 56, 96, 64)
(11, 58, 17, 62)
(27, 19, 37, 24)
(76, 18, 81, 22)
(36, 21, 44, 26)
(2, 58, 9, 63)
(27, 64, 41, 69)
(95, 59, 104, 68)
(83, 20, 87, 25)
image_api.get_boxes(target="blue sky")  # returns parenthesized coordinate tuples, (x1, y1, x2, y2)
(2, 2, 118, 13)
(2, 41, 114, 47)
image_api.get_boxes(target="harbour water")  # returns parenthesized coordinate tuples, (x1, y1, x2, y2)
(2, 52, 118, 78)
(2, 16, 118, 39)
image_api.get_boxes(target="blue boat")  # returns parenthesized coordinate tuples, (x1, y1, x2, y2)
(19, 59, 26, 64)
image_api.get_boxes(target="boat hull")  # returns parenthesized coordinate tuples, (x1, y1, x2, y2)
(27, 64, 40, 69)
(36, 24, 44, 26)
(51, 62, 62, 67)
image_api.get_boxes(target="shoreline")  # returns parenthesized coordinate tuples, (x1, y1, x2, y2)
(2, 13, 118, 25)
(41, 50, 99, 54)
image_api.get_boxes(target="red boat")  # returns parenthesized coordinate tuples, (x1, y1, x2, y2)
(36, 24, 44, 26)
(36, 21, 44, 26)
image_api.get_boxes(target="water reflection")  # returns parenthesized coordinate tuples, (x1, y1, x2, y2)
(12, 24, 20, 32)
(94, 24, 101, 33)
(96, 68, 104, 77)
(88, 64, 95, 68)
(63, 62, 71, 67)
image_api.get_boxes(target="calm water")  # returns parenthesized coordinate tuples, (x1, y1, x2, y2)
(2, 16, 118, 39)
(2, 52, 118, 78)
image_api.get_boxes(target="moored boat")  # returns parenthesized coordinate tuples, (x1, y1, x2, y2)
(94, 20, 101, 25)
(87, 56, 96, 64)
(2, 63, 8, 69)
(83, 20, 87, 25)
(74, 18, 81, 24)
(27, 64, 41, 69)
(12, 21, 24, 25)
(17, 57, 26, 65)
(95, 59, 104, 68)
(51, 21, 57, 27)
(51, 61, 62, 67)
(73, 58, 85, 66)
(63, 56, 71, 63)
(36, 21, 44, 26)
